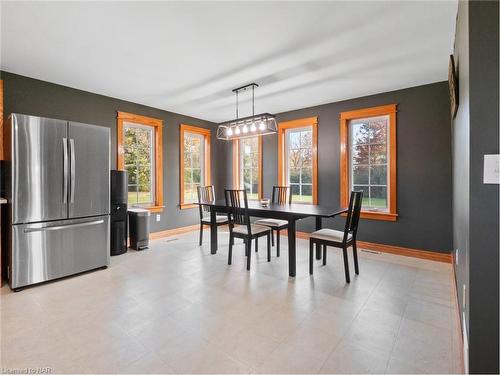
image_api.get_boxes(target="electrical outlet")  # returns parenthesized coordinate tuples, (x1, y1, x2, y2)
(156, 214, 161, 222)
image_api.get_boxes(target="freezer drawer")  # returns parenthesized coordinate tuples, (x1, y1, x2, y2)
(11, 216, 109, 289)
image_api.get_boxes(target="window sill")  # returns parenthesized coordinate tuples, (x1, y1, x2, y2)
(342, 211, 398, 221)
(179, 203, 198, 210)
(141, 205, 164, 213)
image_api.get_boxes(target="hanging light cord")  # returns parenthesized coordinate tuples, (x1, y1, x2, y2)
(236, 91, 239, 120)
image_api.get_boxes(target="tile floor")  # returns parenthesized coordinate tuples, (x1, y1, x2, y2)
(1, 229, 463, 374)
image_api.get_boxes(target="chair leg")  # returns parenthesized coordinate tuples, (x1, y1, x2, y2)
(245, 239, 249, 256)
(267, 233, 271, 262)
(199, 224, 203, 246)
(228, 233, 233, 265)
(271, 230, 275, 246)
(276, 230, 280, 257)
(353, 242, 359, 275)
(323, 245, 327, 266)
(246, 238, 252, 271)
(309, 240, 314, 275)
(255, 237, 258, 252)
(343, 247, 350, 283)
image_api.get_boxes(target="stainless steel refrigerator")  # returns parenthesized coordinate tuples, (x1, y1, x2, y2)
(4, 114, 110, 290)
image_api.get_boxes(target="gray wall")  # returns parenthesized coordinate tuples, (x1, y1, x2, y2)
(453, 0, 499, 373)
(221, 82, 453, 253)
(0, 71, 219, 233)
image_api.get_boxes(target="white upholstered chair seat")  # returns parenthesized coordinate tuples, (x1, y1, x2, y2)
(233, 224, 270, 235)
(202, 215, 228, 223)
(253, 218, 288, 227)
(309, 229, 351, 242)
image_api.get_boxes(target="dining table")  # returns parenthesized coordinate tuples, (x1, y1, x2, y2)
(199, 200, 347, 277)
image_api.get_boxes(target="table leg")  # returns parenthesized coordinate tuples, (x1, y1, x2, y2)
(315, 216, 322, 260)
(210, 208, 218, 254)
(287, 219, 296, 277)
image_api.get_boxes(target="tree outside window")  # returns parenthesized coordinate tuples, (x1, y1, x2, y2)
(349, 115, 389, 211)
(240, 137, 260, 200)
(124, 123, 155, 205)
(286, 127, 313, 203)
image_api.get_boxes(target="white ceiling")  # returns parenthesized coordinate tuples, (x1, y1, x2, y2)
(1, 1, 457, 122)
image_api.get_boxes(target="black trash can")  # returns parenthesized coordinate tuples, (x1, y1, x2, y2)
(128, 208, 150, 250)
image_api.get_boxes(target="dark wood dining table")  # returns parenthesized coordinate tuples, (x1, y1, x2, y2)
(199, 200, 347, 277)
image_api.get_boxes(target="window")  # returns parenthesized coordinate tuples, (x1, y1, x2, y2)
(179, 124, 211, 208)
(117, 111, 163, 212)
(340, 104, 397, 221)
(232, 136, 262, 200)
(278, 117, 318, 204)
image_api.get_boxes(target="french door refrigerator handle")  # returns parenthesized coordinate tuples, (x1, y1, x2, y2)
(63, 137, 68, 204)
(23, 219, 105, 233)
(70, 138, 75, 203)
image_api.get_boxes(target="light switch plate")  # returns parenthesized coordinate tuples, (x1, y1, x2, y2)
(483, 154, 500, 184)
(156, 214, 161, 222)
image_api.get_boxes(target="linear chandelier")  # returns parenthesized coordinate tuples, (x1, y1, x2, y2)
(217, 83, 277, 140)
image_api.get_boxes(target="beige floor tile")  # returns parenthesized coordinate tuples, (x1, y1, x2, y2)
(319, 341, 390, 374)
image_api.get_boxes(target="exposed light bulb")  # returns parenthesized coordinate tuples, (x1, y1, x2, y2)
(250, 123, 257, 132)
(227, 127, 233, 136)
(242, 124, 249, 133)
(235, 126, 241, 135)
(259, 121, 266, 131)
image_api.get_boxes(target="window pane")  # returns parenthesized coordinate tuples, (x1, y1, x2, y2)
(351, 122, 370, 145)
(370, 144, 387, 164)
(352, 165, 369, 184)
(124, 123, 154, 205)
(369, 118, 388, 144)
(370, 165, 387, 185)
(184, 184, 196, 203)
(301, 168, 312, 183)
(302, 184, 312, 196)
(301, 149, 312, 168)
(192, 168, 201, 184)
(300, 130, 312, 149)
(291, 184, 300, 196)
(353, 185, 369, 206)
(288, 149, 301, 169)
(184, 169, 192, 184)
(289, 131, 301, 149)
(128, 185, 138, 205)
(352, 144, 369, 165)
(370, 186, 387, 209)
(289, 168, 300, 183)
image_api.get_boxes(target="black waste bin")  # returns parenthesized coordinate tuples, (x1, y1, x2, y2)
(128, 208, 150, 250)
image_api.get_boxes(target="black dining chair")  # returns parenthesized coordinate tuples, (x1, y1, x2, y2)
(197, 185, 229, 246)
(308, 191, 363, 283)
(254, 186, 292, 257)
(225, 189, 271, 270)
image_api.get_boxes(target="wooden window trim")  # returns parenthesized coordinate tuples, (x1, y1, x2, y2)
(232, 136, 263, 200)
(117, 111, 164, 213)
(277, 116, 318, 204)
(340, 104, 397, 221)
(179, 124, 211, 209)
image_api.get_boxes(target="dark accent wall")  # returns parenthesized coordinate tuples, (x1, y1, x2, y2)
(453, 0, 499, 373)
(0, 71, 219, 233)
(220, 82, 453, 253)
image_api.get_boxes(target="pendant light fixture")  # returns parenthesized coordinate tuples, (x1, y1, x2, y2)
(217, 83, 278, 140)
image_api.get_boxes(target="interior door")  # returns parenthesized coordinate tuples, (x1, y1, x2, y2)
(12, 114, 68, 224)
(68, 122, 110, 218)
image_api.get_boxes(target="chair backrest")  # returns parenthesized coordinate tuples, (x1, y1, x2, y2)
(197, 185, 215, 220)
(343, 190, 363, 242)
(224, 189, 252, 235)
(271, 186, 292, 204)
